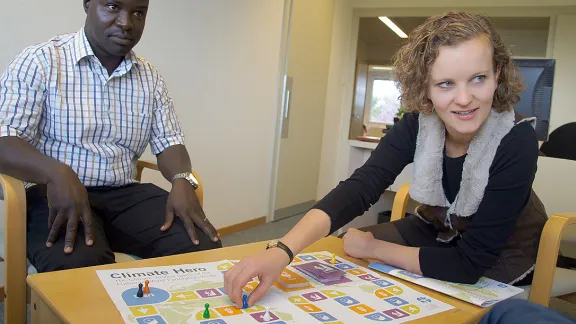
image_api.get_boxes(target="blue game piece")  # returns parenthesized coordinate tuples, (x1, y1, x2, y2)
(242, 294, 248, 309)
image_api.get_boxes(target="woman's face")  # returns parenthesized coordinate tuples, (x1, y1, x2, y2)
(427, 36, 500, 142)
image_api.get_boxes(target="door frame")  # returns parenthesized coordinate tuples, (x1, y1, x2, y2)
(267, 0, 294, 223)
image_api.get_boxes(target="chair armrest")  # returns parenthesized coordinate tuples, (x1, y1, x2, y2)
(390, 184, 410, 222)
(136, 160, 159, 181)
(0, 173, 28, 323)
(529, 212, 576, 306)
(135, 160, 204, 207)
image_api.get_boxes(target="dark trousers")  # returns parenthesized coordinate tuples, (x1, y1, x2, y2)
(479, 299, 576, 324)
(26, 183, 222, 273)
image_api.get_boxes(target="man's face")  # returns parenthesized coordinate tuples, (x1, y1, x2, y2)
(83, 0, 149, 57)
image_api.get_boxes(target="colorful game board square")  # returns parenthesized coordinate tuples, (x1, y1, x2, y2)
(199, 320, 226, 324)
(277, 268, 309, 287)
(383, 297, 409, 307)
(347, 269, 367, 276)
(288, 296, 306, 304)
(334, 296, 359, 306)
(218, 287, 227, 294)
(349, 304, 376, 315)
(130, 305, 158, 317)
(374, 289, 394, 299)
(195, 309, 220, 320)
(215, 306, 243, 316)
(299, 255, 317, 261)
(382, 308, 410, 319)
(196, 288, 222, 298)
(251, 311, 279, 322)
(122, 287, 171, 306)
(321, 290, 346, 298)
(297, 303, 322, 313)
(323, 258, 342, 264)
(398, 270, 424, 279)
(217, 262, 234, 271)
(358, 274, 380, 281)
(364, 313, 392, 322)
(243, 281, 259, 292)
(168, 291, 200, 302)
(302, 292, 328, 302)
(310, 312, 337, 322)
(417, 297, 432, 304)
(292, 256, 302, 263)
(384, 286, 404, 295)
(313, 253, 332, 259)
(400, 304, 421, 315)
(334, 263, 354, 271)
(243, 305, 266, 313)
(373, 280, 394, 288)
(137, 315, 167, 324)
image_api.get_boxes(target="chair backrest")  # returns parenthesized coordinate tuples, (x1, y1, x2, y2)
(540, 122, 576, 161)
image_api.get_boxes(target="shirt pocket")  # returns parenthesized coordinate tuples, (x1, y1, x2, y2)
(44, 85, 108, 146)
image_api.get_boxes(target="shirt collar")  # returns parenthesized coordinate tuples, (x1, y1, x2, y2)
(72, 27, 140, 71)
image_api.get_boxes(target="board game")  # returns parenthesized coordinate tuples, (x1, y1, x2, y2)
(97, 252, 453, 323)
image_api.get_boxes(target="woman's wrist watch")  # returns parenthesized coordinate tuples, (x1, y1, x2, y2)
(266, 239, 294, 264)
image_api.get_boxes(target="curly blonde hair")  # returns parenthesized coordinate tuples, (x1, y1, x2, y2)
(392, 12, 524, 114)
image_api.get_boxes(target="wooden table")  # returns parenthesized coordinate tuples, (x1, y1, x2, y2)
(27, 236, 488, 323)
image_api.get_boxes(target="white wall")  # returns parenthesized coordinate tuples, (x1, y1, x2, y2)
(548, 15, 576, 132)
(0, 1, 287, 229)
(317, 1, 576, 201)
(274, 0, 334, 210)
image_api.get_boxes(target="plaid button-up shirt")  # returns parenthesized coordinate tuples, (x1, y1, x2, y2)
(0, 29, 185, 187)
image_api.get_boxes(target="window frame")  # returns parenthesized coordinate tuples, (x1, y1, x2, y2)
(362, 66, 401, 128)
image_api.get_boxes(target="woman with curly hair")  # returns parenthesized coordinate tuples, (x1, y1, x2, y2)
(223, 12, 548, 308)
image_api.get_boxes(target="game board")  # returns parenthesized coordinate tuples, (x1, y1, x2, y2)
(267, 252, 454, 323)
(97, 261, 311, 324)
(97, 252, 453, 323)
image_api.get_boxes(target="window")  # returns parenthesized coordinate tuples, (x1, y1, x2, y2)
(363, 66, 401, 127)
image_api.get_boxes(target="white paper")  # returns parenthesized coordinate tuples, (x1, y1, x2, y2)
(369, 262, 525, 307)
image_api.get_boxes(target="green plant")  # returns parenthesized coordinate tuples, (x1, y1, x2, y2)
(396, 107, 406, 119)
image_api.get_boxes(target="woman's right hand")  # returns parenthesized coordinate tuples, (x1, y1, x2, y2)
(224, 247, 291, 308)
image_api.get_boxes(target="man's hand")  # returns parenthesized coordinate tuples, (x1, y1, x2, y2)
(161, 179, 219, 244)
(45, 165, 94, 254)
(342, 228, 376, 259)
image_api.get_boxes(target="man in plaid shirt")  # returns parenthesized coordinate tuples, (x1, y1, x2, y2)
(0, 0, 221, 272)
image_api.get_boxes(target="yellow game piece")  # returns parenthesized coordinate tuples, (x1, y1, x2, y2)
(331, 253, 336, 264)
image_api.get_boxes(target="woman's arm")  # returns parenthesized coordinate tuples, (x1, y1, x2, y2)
(224, 114, 419, 307)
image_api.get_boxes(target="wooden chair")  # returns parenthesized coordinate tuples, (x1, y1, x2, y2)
(0, 160, 203, 324)
(390, 183, 576, 307)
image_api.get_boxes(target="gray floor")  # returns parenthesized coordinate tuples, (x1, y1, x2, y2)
(220, 213, 305, 247)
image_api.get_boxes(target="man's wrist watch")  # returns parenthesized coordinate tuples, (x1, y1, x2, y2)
(172, 172, 199, 190)
(266, 239, 294, 264)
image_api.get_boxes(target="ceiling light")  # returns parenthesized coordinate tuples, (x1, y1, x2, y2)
(378, 16, 407, 38)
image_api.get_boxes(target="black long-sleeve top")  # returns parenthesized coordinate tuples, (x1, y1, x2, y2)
(313, 112, 539, 283)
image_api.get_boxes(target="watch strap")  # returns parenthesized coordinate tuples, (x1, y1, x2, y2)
(267, 241, 294, 264)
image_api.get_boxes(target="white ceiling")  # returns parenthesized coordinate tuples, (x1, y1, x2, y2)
(358, 16, 551, 46)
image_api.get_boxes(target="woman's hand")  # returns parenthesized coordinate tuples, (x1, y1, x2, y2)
(342, 228, 377, 259)
(224, 248, 290, 308)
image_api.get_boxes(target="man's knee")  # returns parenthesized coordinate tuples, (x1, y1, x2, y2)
(153, 230, 222, 257)
(32, 246, 115, 273)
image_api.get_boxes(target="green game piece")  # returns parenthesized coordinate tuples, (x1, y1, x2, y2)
(203, 303, 210, 319)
